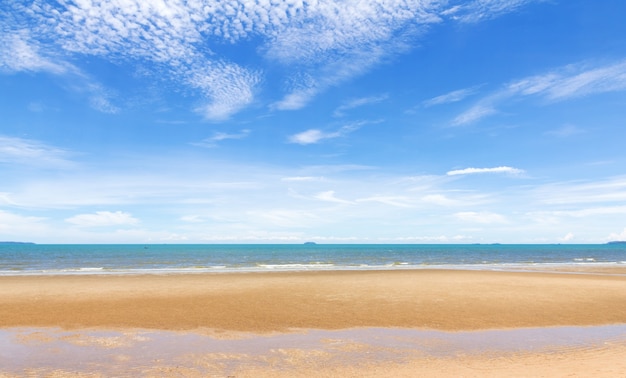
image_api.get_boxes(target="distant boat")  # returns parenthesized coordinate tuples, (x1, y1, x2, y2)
(304, 242, 317, 245)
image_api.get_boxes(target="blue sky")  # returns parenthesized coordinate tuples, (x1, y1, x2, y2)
(1, 0, 626, 244)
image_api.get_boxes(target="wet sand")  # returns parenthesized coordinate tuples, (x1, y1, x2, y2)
(1, 269, 626, 376)
(1, 325, 626, 377)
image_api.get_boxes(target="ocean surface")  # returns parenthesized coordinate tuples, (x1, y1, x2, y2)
(1, 243, 626, 276)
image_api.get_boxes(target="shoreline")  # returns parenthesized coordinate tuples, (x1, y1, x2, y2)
(2, 261, 626, 277)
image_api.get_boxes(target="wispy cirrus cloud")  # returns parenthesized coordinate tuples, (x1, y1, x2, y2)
(2, 0, 542, 119)
(447, 166, 524, 176)
(266, 0, 537, 110)
(192, 129, 251, 148)
(422, 86, 480, 107)
(334, 94, 389, 117)
(454, 211, 508, 224)
(356, 196, 413, 208)
(315, 190, 354, 205)
(511, 60, 626, 100)
(545, 124, 585, 137)
(533, 176, 626, 205)
(281, 176, 325, 182)
(528, 205, 626, 219)
(5, 0, 261, 121)
(288, 121, 369, 145)
(453, 59, 626, 125)
(0, 135, 75, 168)
(0, 31, 68, 74)
(443, 0, 540, 23)
(0, 31, 119, 114)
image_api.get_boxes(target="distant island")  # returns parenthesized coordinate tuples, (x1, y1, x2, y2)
(607, 241, 626, 245)
(304, 242, 317, 245)
(0, 241, 35, 245)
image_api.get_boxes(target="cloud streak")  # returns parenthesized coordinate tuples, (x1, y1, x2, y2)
(423, 86, 480, 107)
(192, 129, 251, 148)
(334, 95, 388, 117)
(0, 135, 75, 168)
(443, 0, 539, 23)
(453, 59, 626, 125)
(447, 166, 524, 176)
(288, 121, 367, 145)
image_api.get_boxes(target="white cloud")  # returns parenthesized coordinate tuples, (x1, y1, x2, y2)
(542, 61, 626, 100)
(420, 194, 459, 206)
(451, 104, 497, 125)
(192, 129, 251, 148)
(560, 232, 575, 242)
(534, 176, 626, 205)
(356, 196, 413, 208)
(281, 176, 324, 182)
(289, 129, 326, 145)
(17, 0, 262, 120)
(0, 135, 74, 168)
(4, 148, 625, 243)
(3, 0, 543, 117)
(570, 206, 626, 217)
(65, 211, 139, 227)
(180, 215, 205, 223)
(607, 228, 626, 241)
(190, 64, 261, 121)
(545, 124, 585, 137)
(288, 122, 364, 145)
(0, 30, 119, 113)
(315, 191, 353, 204)
(0, 210, 47, 235)
(446, 166, 524, 176)
(454, 211, 507, 224)
(334, 94, 388, 117)
(423, 86, 479, 107)
(454, 59, 626, 125)
(445, 0, 539, 23)
(272, 80, 319, 111)
(0, 31, 68, 74)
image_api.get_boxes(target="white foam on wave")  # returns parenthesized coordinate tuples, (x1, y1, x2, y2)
(258, 263, 335, 270)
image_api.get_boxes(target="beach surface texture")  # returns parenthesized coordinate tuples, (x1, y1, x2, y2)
(1, 268, 626, 376)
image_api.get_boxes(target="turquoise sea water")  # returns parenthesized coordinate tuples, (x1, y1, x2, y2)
(1, 244, 626, 275)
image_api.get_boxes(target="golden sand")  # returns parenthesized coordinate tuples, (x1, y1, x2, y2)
(1, 269, 625, 331)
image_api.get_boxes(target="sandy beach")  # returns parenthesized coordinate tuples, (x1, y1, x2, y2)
(2, 269, 626, 376)
(2, 269, 626, 331)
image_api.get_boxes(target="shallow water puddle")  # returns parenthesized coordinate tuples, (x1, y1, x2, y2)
(1, 325, 626, 376)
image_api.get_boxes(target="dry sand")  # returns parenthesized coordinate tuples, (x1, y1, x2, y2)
(1, 269, 625, 331)
(2, 269, 626, 376)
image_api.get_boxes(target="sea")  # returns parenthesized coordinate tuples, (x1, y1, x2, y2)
(1, 243, 626, 276)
